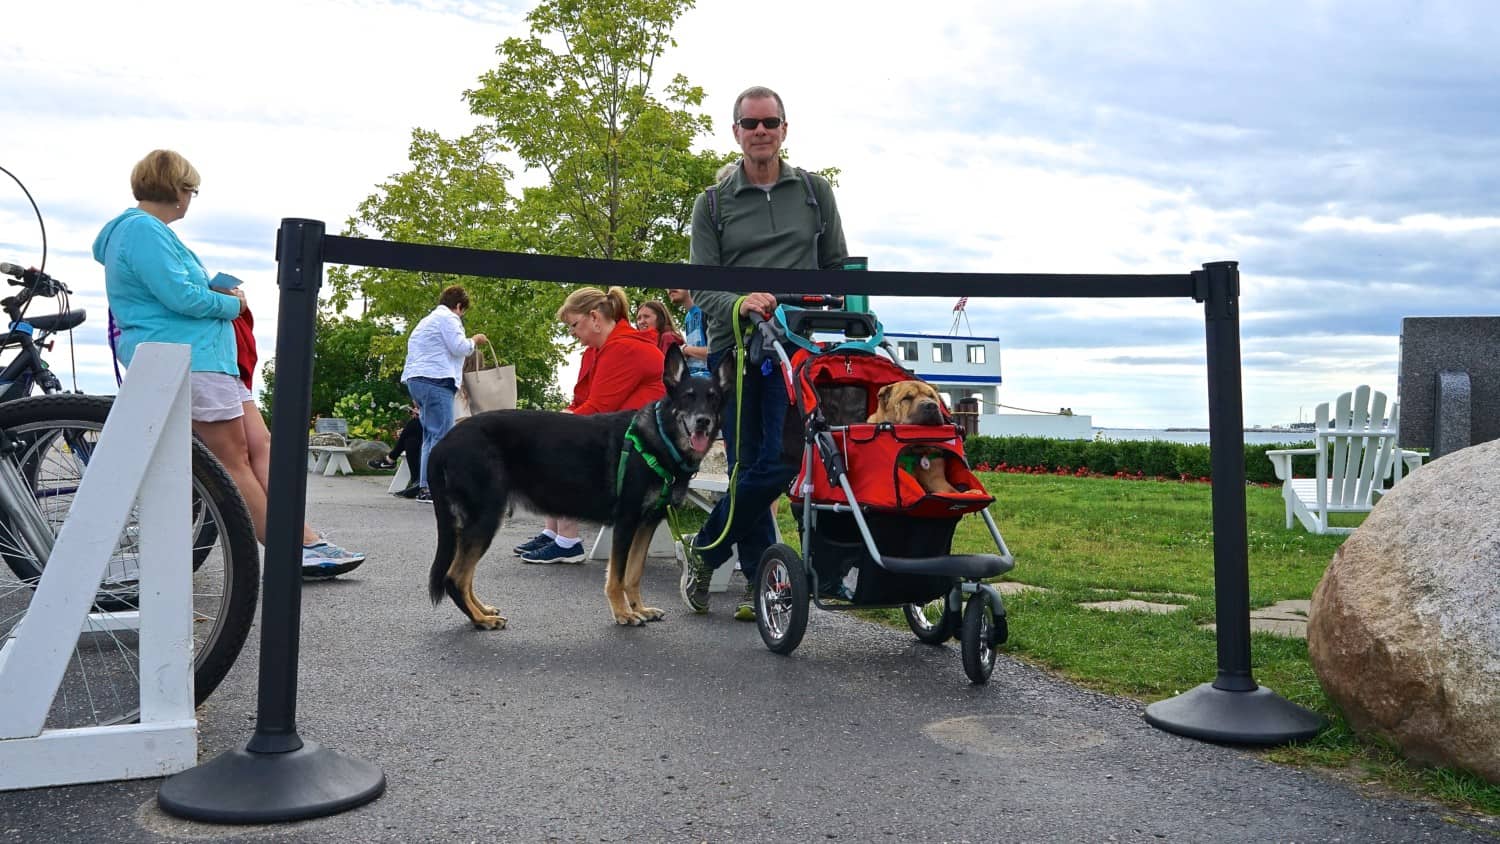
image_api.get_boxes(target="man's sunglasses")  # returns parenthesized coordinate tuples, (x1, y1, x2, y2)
(737, 116, 783, 130)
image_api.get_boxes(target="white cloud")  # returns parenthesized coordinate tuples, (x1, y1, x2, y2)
(3, 0, 1497, 430)
(1301, 213, 1500, 234)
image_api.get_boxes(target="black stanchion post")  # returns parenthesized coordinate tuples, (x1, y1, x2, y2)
(159, 219, 386, 822)
(1143, 261, 1325, 743)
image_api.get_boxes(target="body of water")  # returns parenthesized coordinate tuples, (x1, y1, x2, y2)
(1093, 428, 1312, 446)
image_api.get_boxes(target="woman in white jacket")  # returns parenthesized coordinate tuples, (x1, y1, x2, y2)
(400, 285, 487, 501)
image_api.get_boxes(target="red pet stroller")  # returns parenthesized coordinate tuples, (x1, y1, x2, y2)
(742, 296, 1015, 683)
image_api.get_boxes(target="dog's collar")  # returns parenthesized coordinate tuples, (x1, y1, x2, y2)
(653, 402, 693, 474)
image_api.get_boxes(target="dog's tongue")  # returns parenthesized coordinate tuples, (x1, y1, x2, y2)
(691, 431, 709, 453)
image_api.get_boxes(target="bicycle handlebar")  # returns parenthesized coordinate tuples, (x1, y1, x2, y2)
(0, 262, 69, 297)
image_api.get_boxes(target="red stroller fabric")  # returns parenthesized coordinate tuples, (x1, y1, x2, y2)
(785, 349, 995, 516)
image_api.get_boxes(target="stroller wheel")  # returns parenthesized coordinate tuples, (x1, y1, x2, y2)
(903, 592, 958, 645)
(961, 595, 998, 684)
(756, 544, 809, 655)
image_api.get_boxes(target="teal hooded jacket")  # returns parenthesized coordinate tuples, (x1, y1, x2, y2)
(93, 208, 240, 375)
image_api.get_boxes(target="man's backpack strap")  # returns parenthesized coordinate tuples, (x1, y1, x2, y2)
(796, 167, 825, 238)
(705, 166, 824, 236)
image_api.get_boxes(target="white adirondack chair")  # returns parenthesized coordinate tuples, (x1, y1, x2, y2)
(1265, 386, 1423, 535)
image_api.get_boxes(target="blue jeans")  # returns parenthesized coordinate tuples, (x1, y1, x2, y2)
(693, 351, 794, 582)
(406, 377, 456, 487)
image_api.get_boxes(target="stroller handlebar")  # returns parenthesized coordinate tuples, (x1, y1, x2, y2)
(744, 309, 779, 369)
(743, 293, 874, 368)
(774, 293, 844, 308)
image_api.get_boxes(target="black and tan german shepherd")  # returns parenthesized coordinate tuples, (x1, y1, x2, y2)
(426, 346, 733, 628)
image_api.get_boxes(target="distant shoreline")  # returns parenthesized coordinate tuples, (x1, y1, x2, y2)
(1162, 427, 1301, 433)
(1092, 427, 1316, 445)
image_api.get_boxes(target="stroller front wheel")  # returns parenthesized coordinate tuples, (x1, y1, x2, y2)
(961, 594, 999, 684)
(756, 544, 809, 655)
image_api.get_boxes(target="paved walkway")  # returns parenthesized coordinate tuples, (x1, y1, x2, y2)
(1, 474, 1493, 843)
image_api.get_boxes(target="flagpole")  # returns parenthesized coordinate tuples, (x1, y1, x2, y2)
(949, 296, 968, 334)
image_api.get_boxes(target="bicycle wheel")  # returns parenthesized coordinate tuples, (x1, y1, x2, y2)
(0, 393, 259, 727)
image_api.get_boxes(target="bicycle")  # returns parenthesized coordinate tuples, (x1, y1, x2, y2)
(0, 261, 259, 728)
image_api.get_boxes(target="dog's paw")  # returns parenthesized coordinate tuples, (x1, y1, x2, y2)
(472, 613, 508, 630)
(614, 612, 647, 626)
(637, 606, 665, 622)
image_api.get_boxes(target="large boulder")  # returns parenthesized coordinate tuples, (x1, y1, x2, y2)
(1308, 439, 1500, 783)
(348, 439, 390, 473)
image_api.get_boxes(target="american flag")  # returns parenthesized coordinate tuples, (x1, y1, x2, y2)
(952, 296, 968, 312)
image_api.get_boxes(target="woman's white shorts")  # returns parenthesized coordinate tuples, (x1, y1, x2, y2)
(190, 372, 251, 422)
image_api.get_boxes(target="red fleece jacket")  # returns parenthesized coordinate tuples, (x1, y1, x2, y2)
(568, 323, 666, 415)
(233, 308, 257, 390)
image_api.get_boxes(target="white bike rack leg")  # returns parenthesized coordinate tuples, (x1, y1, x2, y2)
(0, 343, 197, 789)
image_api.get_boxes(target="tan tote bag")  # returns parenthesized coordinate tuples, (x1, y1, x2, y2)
(461, 345, 517, 413)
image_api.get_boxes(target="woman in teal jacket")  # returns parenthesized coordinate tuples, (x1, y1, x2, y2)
(94, 149, 364, 575)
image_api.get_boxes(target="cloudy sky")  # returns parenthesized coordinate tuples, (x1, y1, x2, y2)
(3, 0, 1496, 428)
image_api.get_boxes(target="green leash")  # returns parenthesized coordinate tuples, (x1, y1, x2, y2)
(672, 295, 755, 552)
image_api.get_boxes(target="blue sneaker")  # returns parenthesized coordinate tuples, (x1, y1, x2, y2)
(513, 533, 553, 556)
(520, 540, 585, 565)
(302, 541, 367, 579)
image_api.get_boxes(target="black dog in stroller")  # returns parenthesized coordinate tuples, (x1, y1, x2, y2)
(740, 297, 1015, 684)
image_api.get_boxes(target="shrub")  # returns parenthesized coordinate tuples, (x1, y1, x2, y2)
(1046, 439, 1088, 472)
(963, 434, 1319, 483)
(1142, 441, 1178, 477)
(1082, 440, 1118, 475)
(1174, 444, 1212, 480)
(331, 380, 411, 442)
(1115, 440, 1148, 476)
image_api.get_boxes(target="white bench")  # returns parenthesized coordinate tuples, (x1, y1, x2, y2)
(307, 418, 354, 477)
(387, 455, 412, 493)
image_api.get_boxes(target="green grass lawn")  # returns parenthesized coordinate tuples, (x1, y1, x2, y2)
(758, 471, 1498, 816)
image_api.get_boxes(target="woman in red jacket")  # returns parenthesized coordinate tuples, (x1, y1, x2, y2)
(515, 286, 667, 564)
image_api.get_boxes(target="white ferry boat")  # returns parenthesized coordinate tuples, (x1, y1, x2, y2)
(885, 331, 1093, 440)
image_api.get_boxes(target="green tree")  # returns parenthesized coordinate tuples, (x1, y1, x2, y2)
(261, 313, 404, 421)
(327, 0, 737, 409)
(329, 128, 566, 409)
(465, 0, 728, 263)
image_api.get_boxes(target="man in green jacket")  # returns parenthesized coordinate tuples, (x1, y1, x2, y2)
(680, 85, 848, 620)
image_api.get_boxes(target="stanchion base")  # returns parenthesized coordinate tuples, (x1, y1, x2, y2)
(1144, 682, 1326, 745)
(158, 739, 385, 824)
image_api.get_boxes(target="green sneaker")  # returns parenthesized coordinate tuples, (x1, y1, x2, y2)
(678, 534, 711, 614)
(734, 581, 756, 622)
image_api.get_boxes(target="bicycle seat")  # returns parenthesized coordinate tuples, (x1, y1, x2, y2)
(22, 310, 86, 332)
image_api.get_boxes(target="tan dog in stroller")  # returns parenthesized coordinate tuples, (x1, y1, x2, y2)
(868, 380, 959, 494)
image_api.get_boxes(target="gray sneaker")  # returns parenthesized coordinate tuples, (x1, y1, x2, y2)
(678, 534, 711, 614)
(302, 541, 367, 579)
